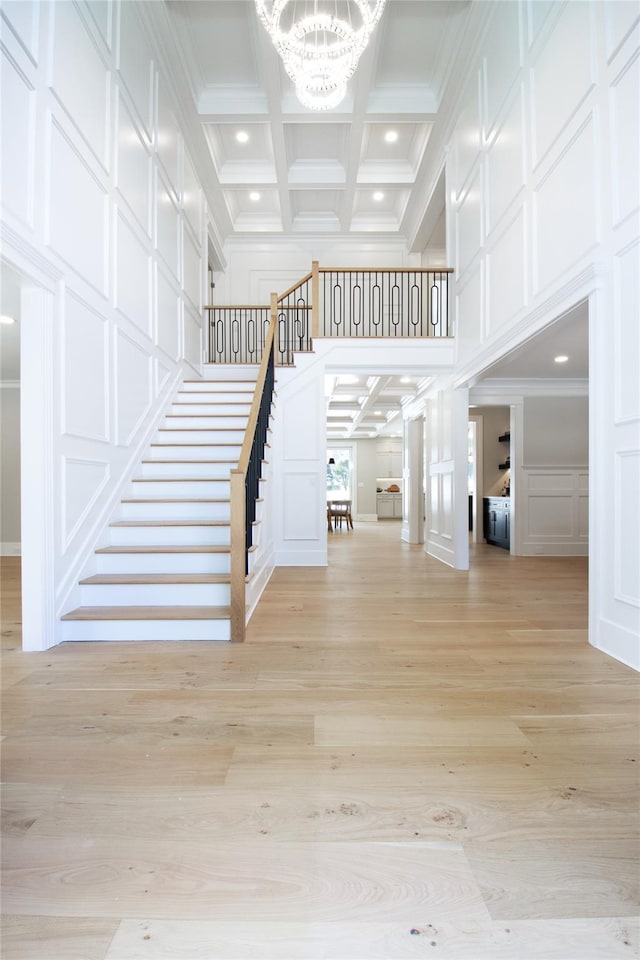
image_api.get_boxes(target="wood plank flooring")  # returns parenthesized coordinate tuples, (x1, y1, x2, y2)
(1, 523, 638, 960)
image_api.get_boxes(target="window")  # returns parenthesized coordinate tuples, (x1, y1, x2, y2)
(327, 447, 353, 499)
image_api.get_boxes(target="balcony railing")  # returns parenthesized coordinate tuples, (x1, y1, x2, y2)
(205, 262, 452, 365)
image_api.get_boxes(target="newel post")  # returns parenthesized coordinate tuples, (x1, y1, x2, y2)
(271, 292, 279, 363)
(311, 259, 319, 339)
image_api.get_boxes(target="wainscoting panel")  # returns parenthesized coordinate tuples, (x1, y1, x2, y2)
(521, 469, 589, 555)
(115, 212, 152, 338)
(115, 329, 152, 446)
(485, 86, 526, 235)
(283, 380, 320, 461)
(156, 171, 180, 280)
(183, 152, 202, 242)
(0, 0, 39, 63)
(50, 1, 109, 169)
(483, 0, 522, 136)
(610, 51, 640, 228)
(455, 164, 482, 280)
(183, 228, 202, 313)
(157, 77, 180, 198)
(156, 264, 181, 363)
(117, 1, 154, 142)
(533, 116, 598, 297)
(486, 206, 526, 335)
(614, 239, 640, 424)
(616, 450, 640, 606)
(62, 457, 110, 551)
(530, 1, 594, 167)
(0, 47, 35, 227)
(183, 307, 202, 369)
(62, 292, 108, 443)
(48, 119, 108, 296)
(115, 92, 152, 237)
(451, 72, 481, 199)
(283, 473, 320, 541)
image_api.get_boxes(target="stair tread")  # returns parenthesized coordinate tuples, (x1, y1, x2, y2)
(167, 411, 249, 416)
(158, 427, 244, 432)
(149, 443, 241, 447)
(110, 520, 230, 527)
(96, 545, 231, 554)
(61, 605, 231, 621)
(132, 478, 230, 483)
(121, 498, 230, 504)
(80, 573, 230, 585)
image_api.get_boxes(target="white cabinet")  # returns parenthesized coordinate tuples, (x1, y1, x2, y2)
(377, 493, 402, 519)
(376, 439, 402, 479)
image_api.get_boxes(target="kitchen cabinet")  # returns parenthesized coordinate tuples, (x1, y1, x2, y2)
(377, 493, 403, 519)
(484, 497, 510, 549)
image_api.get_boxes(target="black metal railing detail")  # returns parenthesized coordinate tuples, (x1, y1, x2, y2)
(319, 269, 450, 338)
(207, 307, 271, 364)
(276, 274, 312, 364)
(244, 334, 275, 573)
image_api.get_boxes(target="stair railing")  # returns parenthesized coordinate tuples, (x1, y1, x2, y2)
(205, 263, 452, 364)
(229, 294, 278, 642)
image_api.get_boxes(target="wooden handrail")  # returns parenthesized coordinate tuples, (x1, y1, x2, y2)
(229, 297, 278, 643)
(317, 266, 454, 274)
(277, 272, 313, 303)
(204, 304, 270, 310)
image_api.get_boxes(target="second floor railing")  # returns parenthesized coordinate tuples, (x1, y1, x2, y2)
(205, 262, 452, 365)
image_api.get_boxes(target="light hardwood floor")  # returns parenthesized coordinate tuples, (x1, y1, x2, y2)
(1, 523, 638, 960)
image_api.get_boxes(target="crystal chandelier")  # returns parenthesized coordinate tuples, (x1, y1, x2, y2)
(255, 0, 386, 110)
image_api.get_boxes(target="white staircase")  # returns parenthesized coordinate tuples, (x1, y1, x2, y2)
(61, 367, 261, 642)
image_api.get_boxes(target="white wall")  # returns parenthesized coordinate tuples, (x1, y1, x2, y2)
(442, 1, 639, 668)
(0, 385, 21, 553)
(220, 238, 420, 303)
(1, 1, 208, 647)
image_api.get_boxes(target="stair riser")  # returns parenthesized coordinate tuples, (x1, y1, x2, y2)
(201, 365, 259, 382)
(120, 502, 230, 521)
(157, 430, 246, 444)
(148, 445, 241, 460)
(178, 387, 255, 399)
(170, 403, 251, 416)
(110, 526, 230, 546)
(96, 553, 231, 575)
(164, 416, 248, 430)
(131, 480, 231, 498)
(141, 461, 235, 479)
(79, 583, 230, 606)
(61, 620, 231, 641)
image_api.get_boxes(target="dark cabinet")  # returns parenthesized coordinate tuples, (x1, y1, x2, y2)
(484, 497, 510, 550)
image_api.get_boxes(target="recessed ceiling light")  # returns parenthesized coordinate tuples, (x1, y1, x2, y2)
(0, 314, 16, 325)
(554, 355, 569, 363)
(373, 191, 385, 201)
(249, 191, 261, 201)
(384, 130, 398, 143)
(374, 410, 382, 416)
(236, 131, 249, 143)
(400, 376, 411, 383)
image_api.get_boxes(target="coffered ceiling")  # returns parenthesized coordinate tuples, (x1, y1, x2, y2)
(326, 372, 430, 439)
(166, 0, 471, 243)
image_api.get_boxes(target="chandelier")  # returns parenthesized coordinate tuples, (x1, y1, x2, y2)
(255, 0, 386, 110)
